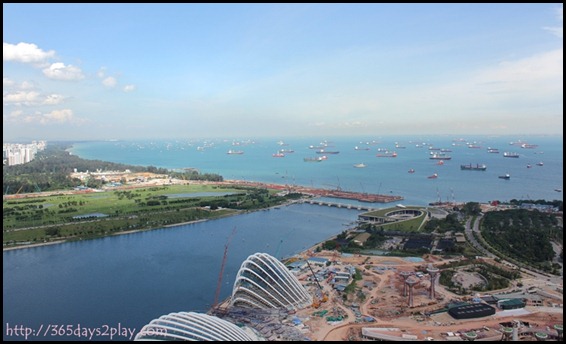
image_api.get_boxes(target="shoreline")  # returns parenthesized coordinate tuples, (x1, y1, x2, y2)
(2, 203, 289, 252)
(3, 240, 66, 251)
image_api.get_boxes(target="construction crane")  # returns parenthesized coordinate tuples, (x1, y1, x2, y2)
(306, 259, 327, 308)
(213, 227, 236, 309)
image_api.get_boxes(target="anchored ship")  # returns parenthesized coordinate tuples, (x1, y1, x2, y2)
(460, 164, 487, 171)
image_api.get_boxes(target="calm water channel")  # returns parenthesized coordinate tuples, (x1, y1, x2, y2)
(3, 203, 361, 341)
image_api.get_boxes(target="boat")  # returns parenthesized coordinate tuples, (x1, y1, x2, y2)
(354, 146, 370, 151)
(279, 149, 294, 153)
(304, 157, 323, 162)
(408, 168, 415, 174)
(353, 163, 366, 168)
(316, 149, 339, 154)
(395, 144, 406, 149)
(227, 150, 244, 155)
(555, 188, 562, 192)
(460, 164, 487, 171)
(436, 160, 444, 165)
(536, 161, 544, 166)
(429, 153, 451, 160)
(521, 143, 538, 149)
(440, 148, 452, 152)
(272, 152, 285, 158)
(526, 164, 532, 168)
(427, 173, 438, 179)
(503, 152, 519, 158)
(487, 147, 499, 153)
(499, 174, 511, 180)
(376, 151, 397, 157)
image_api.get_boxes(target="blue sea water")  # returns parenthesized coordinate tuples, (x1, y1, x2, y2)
(69, 135, 563, 204)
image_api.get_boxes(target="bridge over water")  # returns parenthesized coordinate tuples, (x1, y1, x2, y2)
(301, 199, 378, 212)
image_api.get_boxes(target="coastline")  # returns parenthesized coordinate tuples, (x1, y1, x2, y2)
(3, 219, 218, 252)
(2, 202, 291, 252)
(3, 240, 66, 251)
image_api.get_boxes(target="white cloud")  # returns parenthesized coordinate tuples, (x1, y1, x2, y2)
(102, 76, 117, 88)
(544, 7, 564, 38)
(3, 90, 66, 106)
(43, 94, 66, 105)
(3, 42, 55, 64)
(474, 48, 563, 91)
(97, 67, 106, 79)
(123, 84, 136, 92)
(3, 91, 40, 105)
(544, 26, 563, 37)
(3, 77, 15, 87)
(41, 109, 74, 124)
(43, 62, 85, 81)
(9, 110, 23, 118)
(5, 108, 86, 126)
(20, 81, 35, 89)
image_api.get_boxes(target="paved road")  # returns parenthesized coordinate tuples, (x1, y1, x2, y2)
(464, 214, 495, 258)
(464, 215, 563, 285)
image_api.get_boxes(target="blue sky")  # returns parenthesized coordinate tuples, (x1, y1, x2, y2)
(3, 3, 563, 141)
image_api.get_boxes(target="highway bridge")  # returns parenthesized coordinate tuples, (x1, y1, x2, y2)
(300, 199, 378, 211)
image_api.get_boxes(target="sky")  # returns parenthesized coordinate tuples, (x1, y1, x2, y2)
(3, 3, 563, 141)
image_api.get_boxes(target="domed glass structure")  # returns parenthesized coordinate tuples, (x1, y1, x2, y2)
(134, 311, 255, 341)
(229, 252, 313, 310)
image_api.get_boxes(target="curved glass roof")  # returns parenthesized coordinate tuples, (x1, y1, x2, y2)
(134, 311, 255, 341)
(230, 252, 313, 311)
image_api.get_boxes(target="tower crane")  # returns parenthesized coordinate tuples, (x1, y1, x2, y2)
(213, 227, 236, 309)
(306, 259, 328, 308)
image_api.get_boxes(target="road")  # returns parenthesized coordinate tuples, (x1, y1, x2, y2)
(464, 214, 495, 258)
(464, 215, 563, 285)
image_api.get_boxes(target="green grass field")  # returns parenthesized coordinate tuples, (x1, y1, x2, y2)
(360, 206, 428, 232)
(3, 184, 288, 247)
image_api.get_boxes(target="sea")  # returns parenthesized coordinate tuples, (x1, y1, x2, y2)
(68, 134, 563, 204)
(3, 134, 563, 341)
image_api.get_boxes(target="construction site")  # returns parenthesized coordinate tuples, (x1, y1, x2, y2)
(159, 246, 561, 342)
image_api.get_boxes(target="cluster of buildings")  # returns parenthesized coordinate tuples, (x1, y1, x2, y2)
(3, 141, 46, 166)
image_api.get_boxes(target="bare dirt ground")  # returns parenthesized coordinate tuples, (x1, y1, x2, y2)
(291, 250, 563, 341)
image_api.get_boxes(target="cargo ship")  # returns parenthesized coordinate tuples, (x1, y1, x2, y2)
(376, 151, 397, 158)
(503, 152, 519, 158)
(429, 153, 451, 160)
(227, 150, 244, 155)
(316, 149, 340, 154)
(304, 156, 325, 162)
(460, 163, 487, 171)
